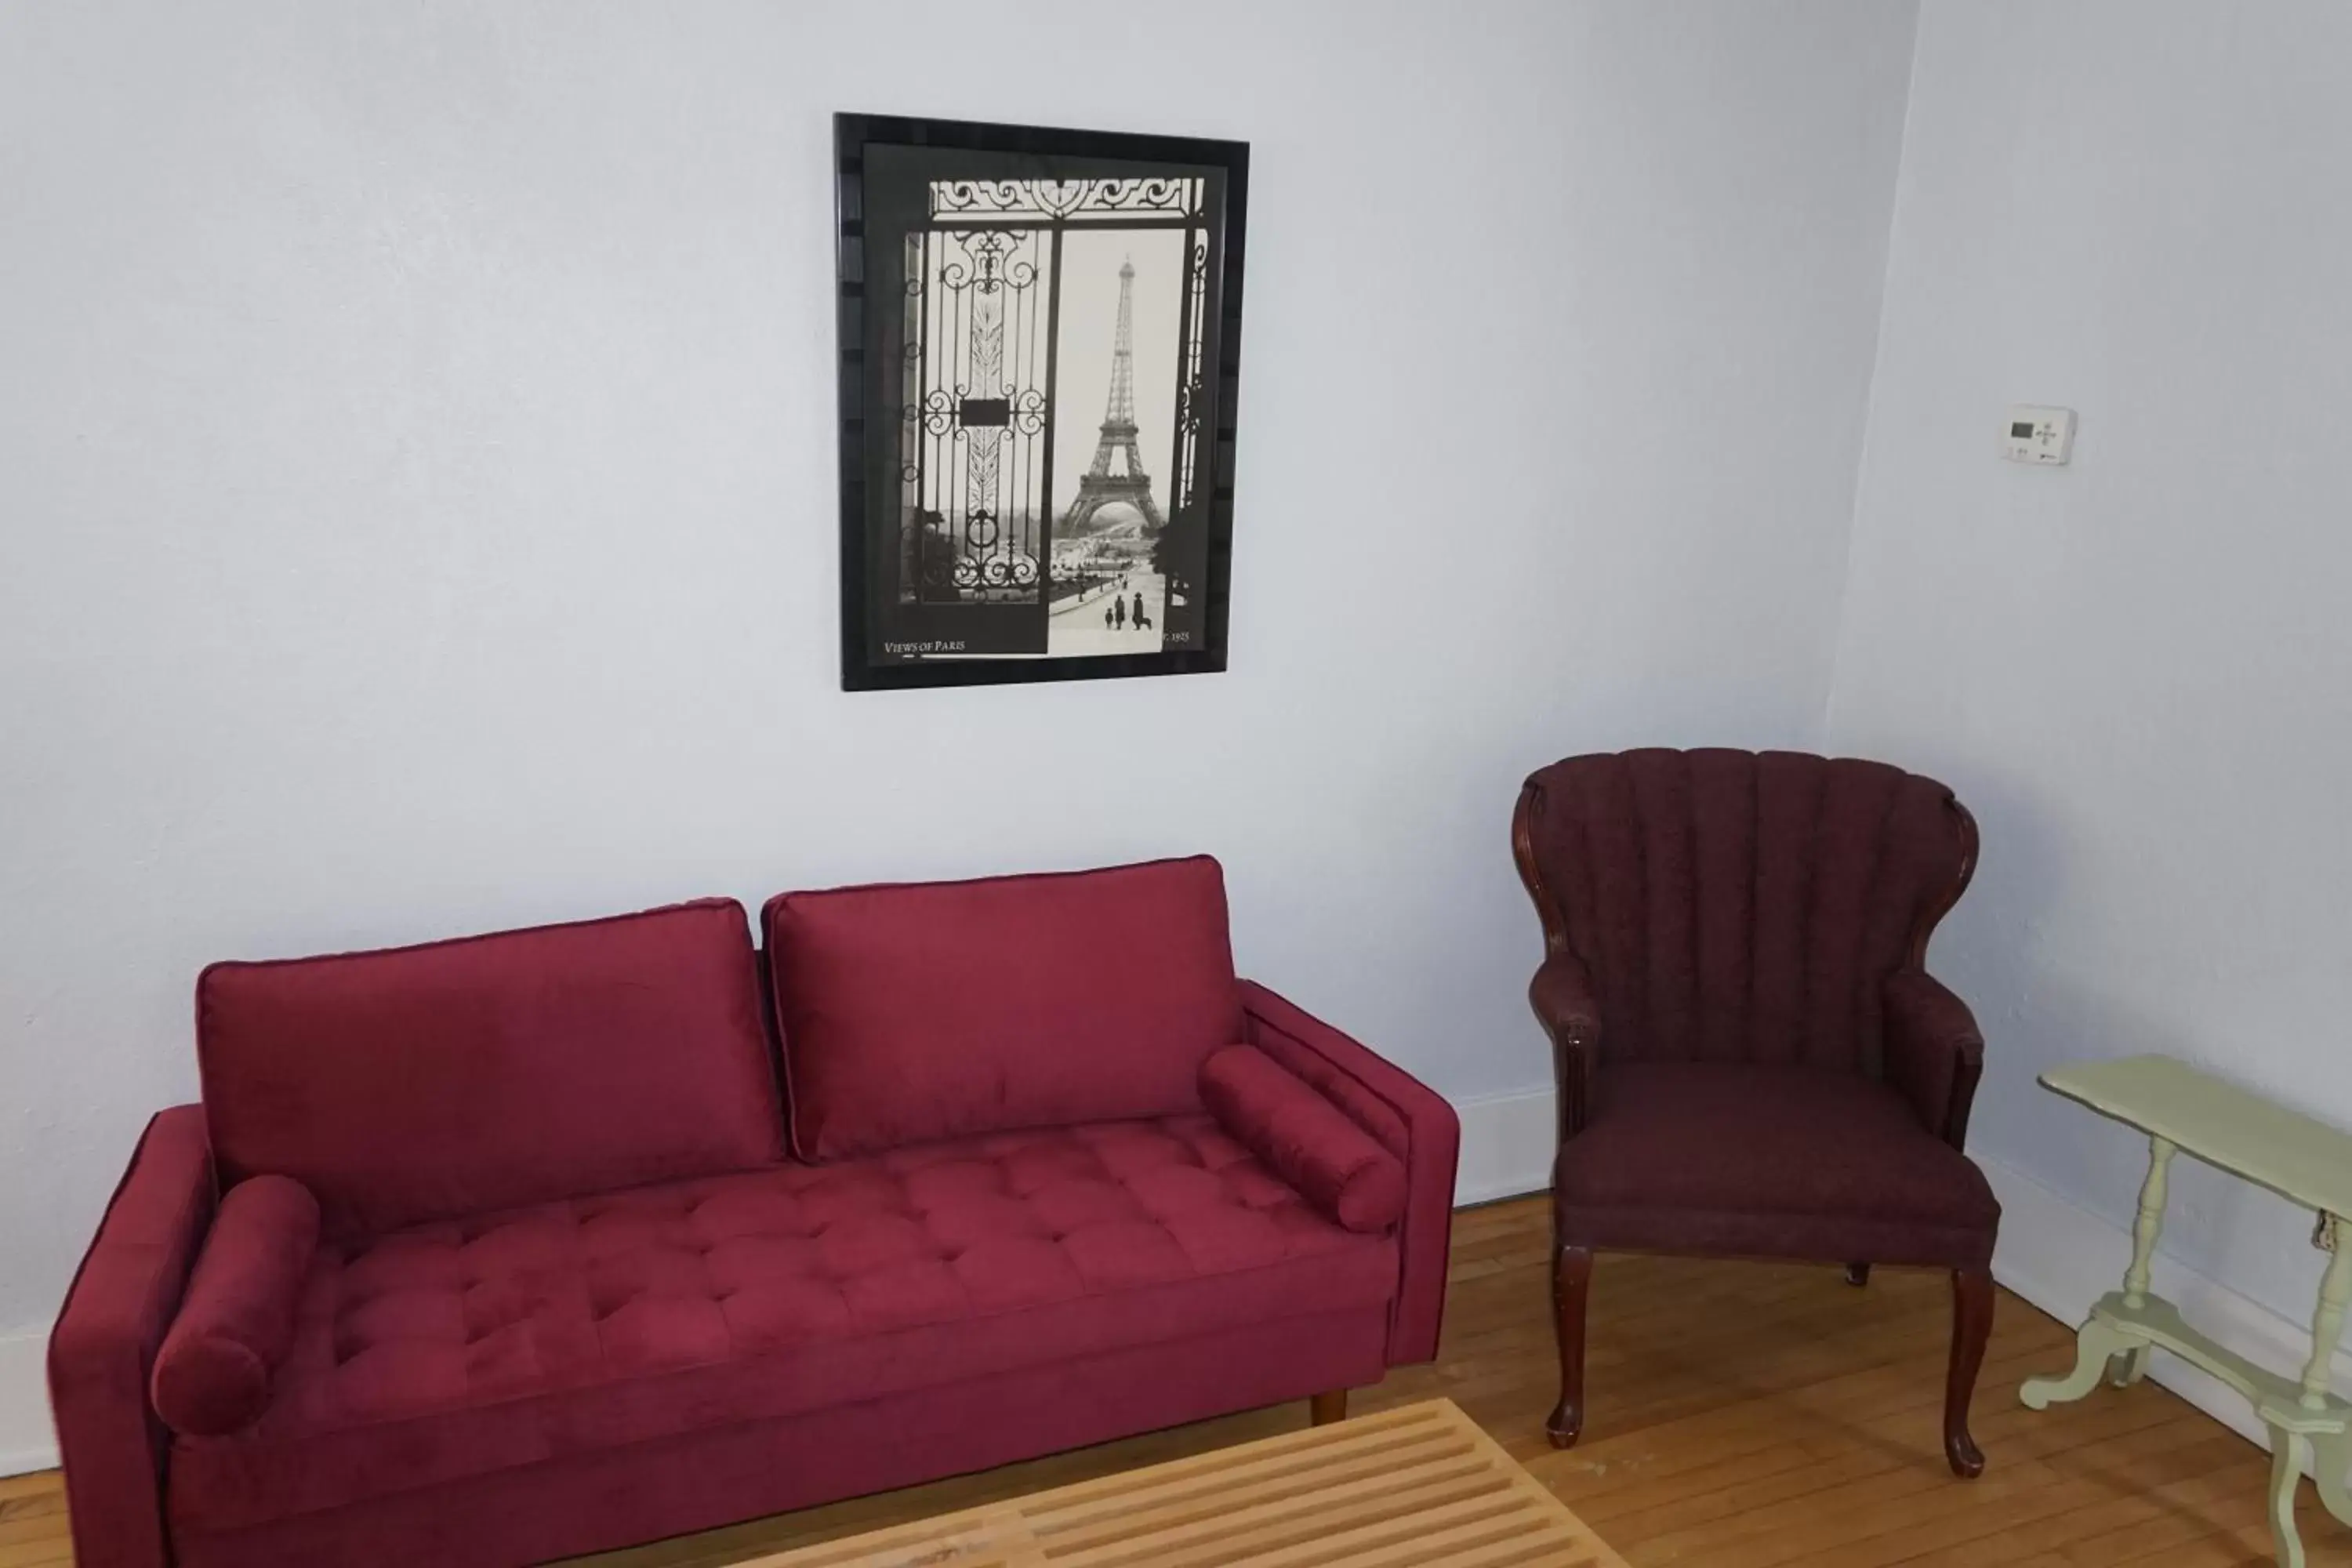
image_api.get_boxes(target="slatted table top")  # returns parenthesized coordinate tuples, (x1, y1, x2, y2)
(738, 1399, 1626, 1568)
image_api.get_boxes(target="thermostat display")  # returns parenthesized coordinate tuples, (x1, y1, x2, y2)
(2002, 405, 2076, 466)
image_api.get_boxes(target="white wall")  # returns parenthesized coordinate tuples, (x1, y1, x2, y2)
(0, 0, 1919, 1443)
(1828, 0, 2352, 1332)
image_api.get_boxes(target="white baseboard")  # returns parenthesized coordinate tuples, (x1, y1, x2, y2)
(0, 1326, 56, 1478)
(1452, 1087, 1556, 1206)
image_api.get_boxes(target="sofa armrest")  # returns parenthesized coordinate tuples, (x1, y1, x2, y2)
(48, 1106, 216, 1568)
(1528, 953, 1601, 1141)
(1238, 981, 1459, 1366)
(1885, 971, 1984, 1147)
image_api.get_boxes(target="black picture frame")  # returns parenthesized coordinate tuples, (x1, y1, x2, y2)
(833, 113, 1248, 691)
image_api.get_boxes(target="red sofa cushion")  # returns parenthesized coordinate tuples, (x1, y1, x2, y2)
(165, 1115, 1396, 1532)
(198, 900, 784, 1236)
(762, 858, 1241, 1159)
(151, 1177, 319, 1436)
(1200, 1045, 1406, 1232)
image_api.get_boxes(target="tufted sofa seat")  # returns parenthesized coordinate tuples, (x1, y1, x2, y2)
(52, 858, 1460, 1568)
(170, 1115, 1396, 1532)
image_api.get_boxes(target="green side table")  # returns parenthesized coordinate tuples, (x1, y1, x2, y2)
(2020, 1054, 2352, 1567)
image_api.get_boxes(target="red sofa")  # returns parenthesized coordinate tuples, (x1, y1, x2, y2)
(49, 857, 1458, 1568)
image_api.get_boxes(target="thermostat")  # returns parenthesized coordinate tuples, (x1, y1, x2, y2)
(2002, 405, 2076, 465)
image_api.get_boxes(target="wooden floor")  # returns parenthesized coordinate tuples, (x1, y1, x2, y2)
(4, 1196, 2347, 1566)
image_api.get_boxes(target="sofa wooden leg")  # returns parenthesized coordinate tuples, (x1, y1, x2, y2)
(1945, 1265, 1994, 1478)
(1547, 1243, 1594, 1450)
(1310, 1389, 1348, 1426)
(1845, 1262, 1871, 1287)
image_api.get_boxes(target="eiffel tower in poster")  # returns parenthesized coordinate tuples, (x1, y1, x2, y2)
(1060, 258, 1167, 537)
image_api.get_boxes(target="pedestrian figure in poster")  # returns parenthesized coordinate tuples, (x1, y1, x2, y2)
(1132, 591, 1149, 631)
(1104, 602, 1115, 630)
(1113, 597, 1127, 630)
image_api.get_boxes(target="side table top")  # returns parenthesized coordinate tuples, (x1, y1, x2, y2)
(2041, 1054, 2352, 1220)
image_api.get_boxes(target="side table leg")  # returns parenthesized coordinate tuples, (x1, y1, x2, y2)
(2124, 1136, 2176, 1309)
(2021, 1316, 2136, 1410)
(2298, 1217, 2351, 1411)
(2311, 1428, 2352, 1530)
(2269, 1426, 2307, 1568)
(2292, 1218, 2352, 1548)
(2024, 1135, 2175, 1412)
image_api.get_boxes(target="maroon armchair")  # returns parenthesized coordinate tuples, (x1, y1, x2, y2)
(1512, 749, 2001, 1477)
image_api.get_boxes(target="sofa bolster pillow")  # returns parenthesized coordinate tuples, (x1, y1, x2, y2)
(151, 1174, 319, 1436)
(1200, 1044, 1407, 1233)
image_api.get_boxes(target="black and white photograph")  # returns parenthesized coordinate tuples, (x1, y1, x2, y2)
(835, 115, 1247, 690)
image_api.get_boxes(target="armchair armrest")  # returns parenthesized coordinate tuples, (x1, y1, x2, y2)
(1529, 953, 1601, 1140)
(48, 1105, 216, 1568)
(1884, 971, 1985, 1147)
(1239, 981, 1460, 1365)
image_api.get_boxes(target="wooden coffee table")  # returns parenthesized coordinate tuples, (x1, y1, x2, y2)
(740, 1398, 1625, 1567)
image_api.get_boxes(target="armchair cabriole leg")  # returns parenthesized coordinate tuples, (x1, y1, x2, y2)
(1845, 1262, 1871, 1287)
(1309, 1389, 1348, 1427)
(1945, 1265, 1994, 1478)
(1548, 1243, 1594, 1450)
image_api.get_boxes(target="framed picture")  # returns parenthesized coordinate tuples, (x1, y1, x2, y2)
(833, 113, 1248, 691)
